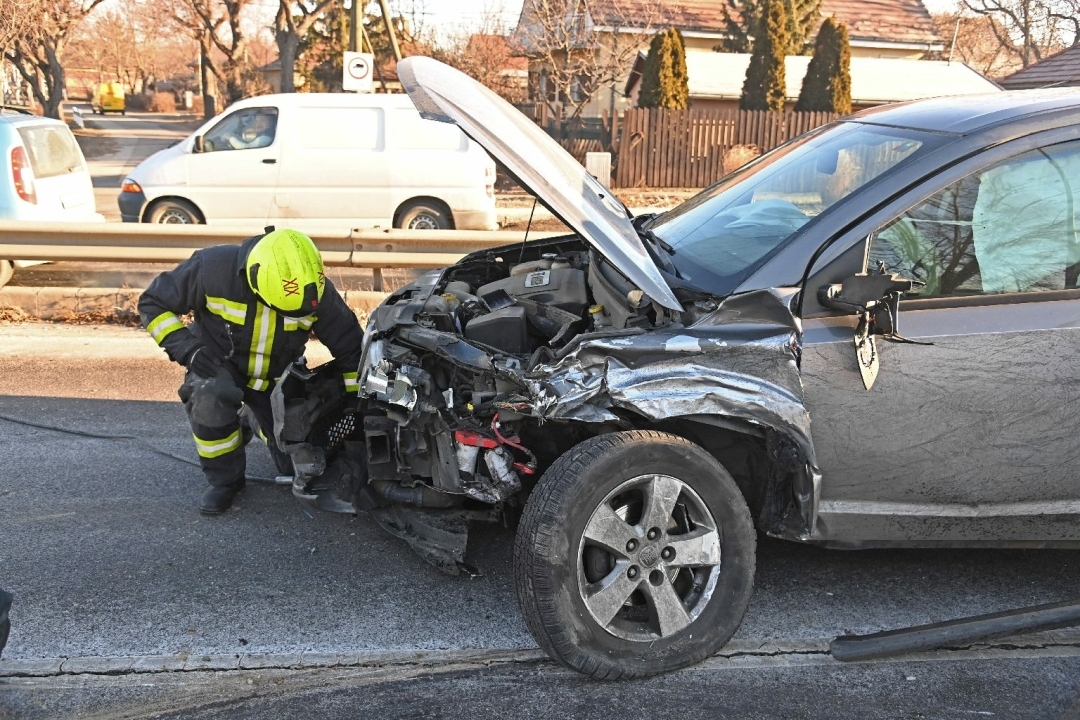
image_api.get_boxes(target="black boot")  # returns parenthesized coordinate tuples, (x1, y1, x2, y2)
(198, 479, 245, 515)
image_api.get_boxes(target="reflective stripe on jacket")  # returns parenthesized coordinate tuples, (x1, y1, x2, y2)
(138, 234, 364, 392)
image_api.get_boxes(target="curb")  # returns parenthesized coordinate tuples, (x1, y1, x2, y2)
(0, 286, 388, 321)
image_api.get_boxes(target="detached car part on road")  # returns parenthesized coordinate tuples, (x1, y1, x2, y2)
(273, 59, 1080, 679)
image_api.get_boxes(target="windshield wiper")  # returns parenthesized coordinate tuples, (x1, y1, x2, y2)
(636, 226, 680, 279)
(641, 228, 676, 255)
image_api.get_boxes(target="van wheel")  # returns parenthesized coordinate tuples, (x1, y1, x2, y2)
(148, 199, 201, 224)
(514, 431, 756, 679)
(397, 201, 450, 230)
(0, 260, 13, 289)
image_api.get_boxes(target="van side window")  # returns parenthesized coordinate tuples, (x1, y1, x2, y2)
(203, 108, 278, 152)
(389, 108, 464, 150)
(296, 108, 381, 150)
(869, 140, 1080, 297)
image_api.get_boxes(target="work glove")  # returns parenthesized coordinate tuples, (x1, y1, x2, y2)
(185, 344, 227, 379)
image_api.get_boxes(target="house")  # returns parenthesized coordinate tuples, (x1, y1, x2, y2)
(514, 0, 944, 117)
(624, 50, 1001, 111)
(998, 46, 1080, 90)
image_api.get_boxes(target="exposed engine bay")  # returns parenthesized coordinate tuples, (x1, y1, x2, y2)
(272, 235, 818, 575)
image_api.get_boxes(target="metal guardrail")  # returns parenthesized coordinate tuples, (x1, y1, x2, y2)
(0, 222, 563, 290)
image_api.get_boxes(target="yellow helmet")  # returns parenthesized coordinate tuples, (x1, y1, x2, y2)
(245, 228, 325, 316)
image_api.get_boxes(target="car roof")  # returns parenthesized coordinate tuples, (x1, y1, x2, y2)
(0, 111, 70, 129)
(848, 88, 1080, 135)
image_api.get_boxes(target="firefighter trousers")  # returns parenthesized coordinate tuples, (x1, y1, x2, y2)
(178, 370, 293, 487)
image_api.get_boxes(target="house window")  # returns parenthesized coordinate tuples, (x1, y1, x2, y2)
(569, 73, 591, 104)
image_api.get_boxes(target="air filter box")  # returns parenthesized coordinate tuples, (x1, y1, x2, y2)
(464, 306, 529, 354)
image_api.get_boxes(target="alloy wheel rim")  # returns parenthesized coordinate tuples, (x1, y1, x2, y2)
(577, 473, 722, 642)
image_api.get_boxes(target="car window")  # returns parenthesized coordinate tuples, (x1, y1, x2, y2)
(203, 108, 278, 152)
(295, 107, 381, 150)
(869, 140, 1080, 298)
(389, 108, 464, 150)
(649, 122, 945, 296)
(17, 125, 83, 178)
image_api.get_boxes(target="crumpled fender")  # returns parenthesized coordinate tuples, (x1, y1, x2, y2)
(527, 288, 820, 536)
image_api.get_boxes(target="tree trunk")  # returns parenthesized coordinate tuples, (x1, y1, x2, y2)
(200, 31, 216, 119)
(275, 31, 298, 93)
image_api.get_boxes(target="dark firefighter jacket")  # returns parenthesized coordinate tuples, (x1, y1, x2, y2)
(137, 234, 364, 394)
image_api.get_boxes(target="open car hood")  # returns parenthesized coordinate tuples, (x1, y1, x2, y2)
(398, 56, 681, 311)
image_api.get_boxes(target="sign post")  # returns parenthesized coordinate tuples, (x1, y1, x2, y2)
(342, 52, 375, 93)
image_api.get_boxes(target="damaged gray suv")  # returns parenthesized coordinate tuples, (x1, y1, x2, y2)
(274, 58, 1080, 679)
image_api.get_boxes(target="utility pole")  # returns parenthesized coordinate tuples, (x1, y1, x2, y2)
(377, 0, 402, 62)
(348, 0, 359, 52)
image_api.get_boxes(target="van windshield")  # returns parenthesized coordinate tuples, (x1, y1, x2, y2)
(17, 125, 83, 178)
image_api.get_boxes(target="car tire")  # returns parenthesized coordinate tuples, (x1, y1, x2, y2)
(0, 260, 13, 289)
(148, 199, 201, 225)
(514, 430, 756, 679)
(396, 201, 451, 230)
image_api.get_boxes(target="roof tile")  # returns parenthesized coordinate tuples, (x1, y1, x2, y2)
(999, 46, 1080, 89)
(584, 0, 941, 46)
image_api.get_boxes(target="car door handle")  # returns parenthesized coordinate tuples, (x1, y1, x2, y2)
(262, 158, 277, 164)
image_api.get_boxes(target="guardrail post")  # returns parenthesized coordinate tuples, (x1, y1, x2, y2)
(372, 267, 384, 292)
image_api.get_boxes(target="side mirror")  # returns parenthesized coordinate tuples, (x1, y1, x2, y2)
(818, 272, 924, 391)
(192, 135, 204, 153)
(818, 273, 915, 314)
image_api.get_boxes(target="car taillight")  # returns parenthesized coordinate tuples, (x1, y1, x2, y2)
(11, 146, 36, 204)
(486, 183, 494, 198)
(121, 179, 142, 193)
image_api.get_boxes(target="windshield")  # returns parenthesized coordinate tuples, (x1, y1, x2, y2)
(649, 122, 947, 295)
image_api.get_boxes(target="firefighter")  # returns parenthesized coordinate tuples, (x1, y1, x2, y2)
(139, 227, 364, 514)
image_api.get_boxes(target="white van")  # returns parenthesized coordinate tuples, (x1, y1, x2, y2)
(118, 93, 497, 231)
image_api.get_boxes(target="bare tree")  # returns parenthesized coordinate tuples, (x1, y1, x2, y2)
(5, 0, 105, 118)
(186, 0, 257, 105)
(0, 0, 42, 51)
(68, 0, 199, 98)
(434, 1, 527, 103)
(962, 0, 1080, 67)
(932, 11, 1023, 78)
(514, 0, 669, 120)
(274, 0, 336, 93)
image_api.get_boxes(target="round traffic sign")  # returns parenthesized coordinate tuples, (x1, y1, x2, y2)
(348, 56, 371, 80)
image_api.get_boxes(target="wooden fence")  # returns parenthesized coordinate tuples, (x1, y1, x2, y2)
(614, 108, 838, 189)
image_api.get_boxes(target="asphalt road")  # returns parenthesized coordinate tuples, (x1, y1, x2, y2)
(70, 105, 203, 221)
(0, 323, 1079, 718)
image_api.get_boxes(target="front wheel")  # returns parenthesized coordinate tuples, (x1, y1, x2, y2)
(147, 199, 201, 224)
(514, 430, 756, 679)
(396, 201, 450, 230)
